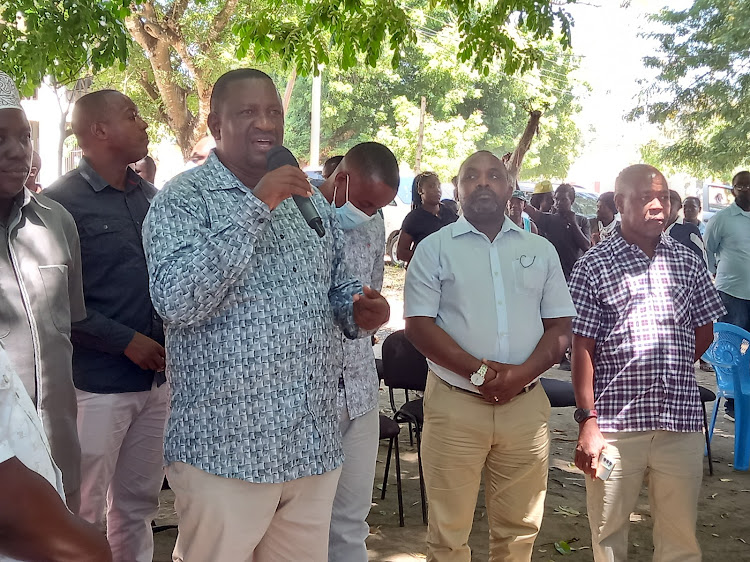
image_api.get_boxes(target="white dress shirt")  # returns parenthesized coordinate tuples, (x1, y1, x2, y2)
(404, 215, 577, 393)
(0, 346, 66, 562)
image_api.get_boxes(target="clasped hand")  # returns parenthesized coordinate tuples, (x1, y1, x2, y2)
(477, 360, 527, 405)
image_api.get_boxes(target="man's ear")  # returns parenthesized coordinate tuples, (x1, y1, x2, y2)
(207, 112, 221, 141)
(90, 121, 108, 142)
(614, 192, 624, 215)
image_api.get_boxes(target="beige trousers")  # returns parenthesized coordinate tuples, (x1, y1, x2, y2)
(167, 461, 341, 562)
(421, 372, 551, 562)
(586, 430, 704, 562)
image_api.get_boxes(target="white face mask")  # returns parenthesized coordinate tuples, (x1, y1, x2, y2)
(333, 174, 374, 230)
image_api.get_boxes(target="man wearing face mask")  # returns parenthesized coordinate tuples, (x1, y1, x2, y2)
(318, 142, 400, 561)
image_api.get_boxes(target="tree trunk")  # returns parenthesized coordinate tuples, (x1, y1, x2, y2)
(507, 109, 542, 183)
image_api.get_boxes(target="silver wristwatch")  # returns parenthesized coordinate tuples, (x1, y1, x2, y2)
(470, 363, 488, 386)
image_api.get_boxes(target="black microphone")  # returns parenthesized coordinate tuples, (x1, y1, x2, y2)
(266, 146, 326, 238)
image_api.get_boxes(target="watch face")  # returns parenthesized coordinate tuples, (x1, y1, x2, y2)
(470, 372, 484, 386)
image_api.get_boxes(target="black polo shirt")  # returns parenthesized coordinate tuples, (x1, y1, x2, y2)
(401, 204, 459, 246)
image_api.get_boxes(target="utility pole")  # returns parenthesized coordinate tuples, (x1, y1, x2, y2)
(414, 95, 426, 173)
(310, 71, 322, 168)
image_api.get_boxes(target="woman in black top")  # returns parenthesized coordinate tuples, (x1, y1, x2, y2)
(396, 171, 459, 265)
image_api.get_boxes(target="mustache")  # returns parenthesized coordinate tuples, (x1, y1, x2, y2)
(468, 186, 499, 202)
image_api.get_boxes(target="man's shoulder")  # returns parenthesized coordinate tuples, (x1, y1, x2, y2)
(44, 169, 86, 200)
(30, 192, 77, 230)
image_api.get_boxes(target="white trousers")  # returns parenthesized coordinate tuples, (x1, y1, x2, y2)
(76, 381, 169, 562)
(328, 404, 379, 562)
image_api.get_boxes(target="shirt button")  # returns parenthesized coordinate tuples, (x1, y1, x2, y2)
(309, 374, 314, 380)
(303, 300, 308, 306)
(103, 224, 109, 230)
(497, 300, 503, 306)
(308, 337, 313, 343)
(280, 234, 285, 239)
(293, 267, 297, 272)
(259, 218, 265, 223)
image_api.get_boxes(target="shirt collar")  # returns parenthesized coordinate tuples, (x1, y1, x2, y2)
(78, 157, 144, 193)
(451, 214, 520, 241)
(730, 202, 750, 217)
(201, 151, 255, 192)
(610, 228, 675, 259)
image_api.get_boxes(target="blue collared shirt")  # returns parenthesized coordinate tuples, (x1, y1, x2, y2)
(404, 216, 576, 393)
(45, 158, 165, 394)
(705, 202, 750, 300)
(143, 152, 363, 483)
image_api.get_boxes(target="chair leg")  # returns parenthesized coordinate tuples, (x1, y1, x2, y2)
(394, 434, 404, 527)
(702, 402, 713, 476)
(382, 437, 394, 499)
(708, 396, 722, 443)
(415, 425, 427, 525)
(409, 422, 414, 446)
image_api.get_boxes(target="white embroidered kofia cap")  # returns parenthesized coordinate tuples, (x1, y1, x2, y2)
(0, 71, 23, 111)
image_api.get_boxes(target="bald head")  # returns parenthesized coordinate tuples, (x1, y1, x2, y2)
(614, 164, 670, 243)
(188, 136, 216, 166)
(614, 164, 668, 196)
(71, 90, 123, 147)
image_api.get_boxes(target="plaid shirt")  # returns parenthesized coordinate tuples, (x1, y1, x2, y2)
(569, 231, 726, 433)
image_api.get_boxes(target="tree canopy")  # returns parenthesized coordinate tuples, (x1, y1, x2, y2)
(2, 0, 576, 158)
(631, 0, 750, 179)
(1, 0, 130, 95)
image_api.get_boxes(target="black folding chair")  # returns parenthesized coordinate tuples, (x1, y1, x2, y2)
(381, 330, 428, 525)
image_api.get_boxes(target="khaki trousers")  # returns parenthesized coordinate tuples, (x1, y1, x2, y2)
(422, 372, 551, 562)
(586, 431, 704, 562)
(167, 461, 341, 562)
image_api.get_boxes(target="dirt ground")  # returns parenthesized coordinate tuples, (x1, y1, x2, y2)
(152, 266, 750, 561)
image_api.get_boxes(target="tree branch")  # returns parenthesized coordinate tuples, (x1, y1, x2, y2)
(201, 0, 240, 51)
(170, 0, 191, 22)
(507, 109, 542, 181)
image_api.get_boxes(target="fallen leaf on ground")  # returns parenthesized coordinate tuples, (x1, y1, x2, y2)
(554, 506, 581, 517)
(630, 514, 643, 522)
(720, 478, 733, 482)
(554, 541, 573, 555)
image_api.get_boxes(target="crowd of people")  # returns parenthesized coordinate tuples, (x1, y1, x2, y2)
(0, 63, 748, 562)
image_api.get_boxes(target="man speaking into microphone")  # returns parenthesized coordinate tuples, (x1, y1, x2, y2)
(143, 68, 390, 562)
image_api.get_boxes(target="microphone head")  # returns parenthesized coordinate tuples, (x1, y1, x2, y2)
(266, 145, 299, 171)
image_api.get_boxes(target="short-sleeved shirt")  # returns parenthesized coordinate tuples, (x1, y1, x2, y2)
(404, 216, 577, 393)
(400, 204, 458, 248)
(0, 345, 65, 562)
(534, 212, 591, 279)
(569, 231, 726, 433)
(704, 202, 750, 300)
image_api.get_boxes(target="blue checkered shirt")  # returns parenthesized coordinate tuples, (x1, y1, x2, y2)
(569, 231, 726, 433)
(143, 152, 363, 483)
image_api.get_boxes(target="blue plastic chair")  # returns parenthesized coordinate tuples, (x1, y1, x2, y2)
(702, 322, 750, 471)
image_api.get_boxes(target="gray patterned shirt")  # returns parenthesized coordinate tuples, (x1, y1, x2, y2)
(143, 152, 363, 483)
(338, 214, 385, 419)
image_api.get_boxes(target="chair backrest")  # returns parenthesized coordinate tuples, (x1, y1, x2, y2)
(381, 330, 428, 391)
(703, 322, 750, 397)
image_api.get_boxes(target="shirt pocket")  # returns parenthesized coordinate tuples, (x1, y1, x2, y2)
(667, 285, 692, 327)
(77, 218, 133, 264)
(38, 265, 71, 335)
(513, 257, 545, 295)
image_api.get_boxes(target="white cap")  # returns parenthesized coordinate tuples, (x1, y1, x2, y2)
(0, 71, 23, 111)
